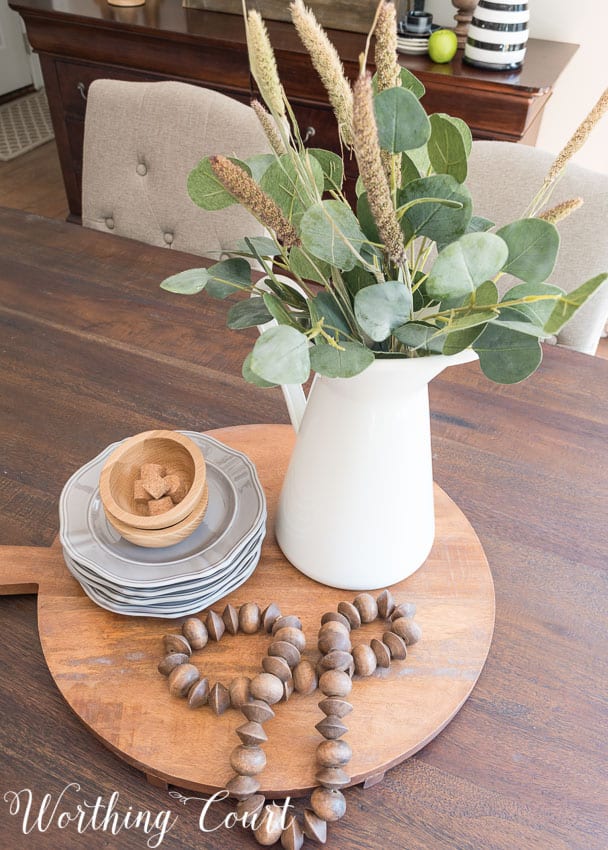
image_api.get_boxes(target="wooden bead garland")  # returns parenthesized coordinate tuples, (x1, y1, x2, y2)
(155, 590, 421, 846)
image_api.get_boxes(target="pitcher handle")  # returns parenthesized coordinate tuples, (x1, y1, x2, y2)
(255, 275, 308, 432)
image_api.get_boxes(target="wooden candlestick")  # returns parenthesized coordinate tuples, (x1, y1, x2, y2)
(451, 0, 478, 48)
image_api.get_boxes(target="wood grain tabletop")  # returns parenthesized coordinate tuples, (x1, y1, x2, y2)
(0, 206, 606, 849)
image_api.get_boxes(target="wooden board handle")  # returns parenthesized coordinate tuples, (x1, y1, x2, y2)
(0, 545, 57, 595)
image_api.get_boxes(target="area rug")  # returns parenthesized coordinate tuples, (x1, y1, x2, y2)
(0, 89, 54, 162)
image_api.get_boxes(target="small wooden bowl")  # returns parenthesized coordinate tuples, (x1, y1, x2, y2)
(99, 430, 206, 531)
(104, 484, 209, 548)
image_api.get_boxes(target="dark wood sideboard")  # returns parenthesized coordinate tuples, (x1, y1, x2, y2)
(11, 0, 577, 221)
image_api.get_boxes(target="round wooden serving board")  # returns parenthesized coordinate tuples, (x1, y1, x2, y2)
(0, 424, 495, 797)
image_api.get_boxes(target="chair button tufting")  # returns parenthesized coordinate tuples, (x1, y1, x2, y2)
(163, 231, 174, 245)
(105, 217, 114, 230)
(136, 163, 147, 176)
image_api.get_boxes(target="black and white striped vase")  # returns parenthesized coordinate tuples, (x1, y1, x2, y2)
(464, 1, 530, 71)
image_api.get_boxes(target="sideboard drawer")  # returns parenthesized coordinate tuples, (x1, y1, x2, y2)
(56, 60, 159, 118)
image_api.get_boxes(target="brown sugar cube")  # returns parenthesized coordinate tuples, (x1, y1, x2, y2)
(141, 463, 168, 500)
(163, 473, 188, 504)
(133, 479, 149, 502)
(147, 496, 174, 516)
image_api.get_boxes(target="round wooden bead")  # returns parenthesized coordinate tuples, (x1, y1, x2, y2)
(281, 817, 304, 850)
(392, 617, 422, 645)
(315, 767, 350, 790)
(268, 640, 301, 668)
(254, 803, 284, 846)
(226, 774, 260, 801)
(318, 620, 350, 640)
(370, 638, 391, 668)
(168, 663, 199, 697)
(310, 788, 346, 822)
(241, 699, 275, 724)
(222, 603, 239, 636)
(182, 617, 208, 650)
(318, 631, 352, 655)
(229, 676, 252, 709)
(157, 652, 189, 676)
(209, 682, 231, 715)
(353, 593, 378, 623)
(316, 739, 352, 768)
(292, 660, 317, 695)
(163, 634, 191, 656)
(272, 615, 302, 634)
(337, 601, 361, 628)
(236, 794, 265, 820)
(376, 589, 396, 619)
(250, 672, 284, 705)
(230, 744, 267, 776)
(320, 650, 354, 672)
(283, 677, 294, 702)
(352, 643, 377, 677)
(303, 809, 327, 844)
(206, 610, 225, 641)
(262, 655, 292, 683)
(383, 631, 407, 660)
(273, 626, 306, 652)
(236, 721, 268, 747)
(187, 677, 210, 708)
(320, 611, 351, 630)
(391, 602, 417, 621)
(315, 715, 348, 740)
(261, 603, 281, 633)
(239, 602, 261, 634)
(319, 669, 352, 698)
(318, 698, 353, 718)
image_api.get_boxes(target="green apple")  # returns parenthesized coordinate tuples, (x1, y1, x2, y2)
(428, 29, 458, 64)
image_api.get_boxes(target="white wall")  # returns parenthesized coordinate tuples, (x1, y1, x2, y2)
(423, 0, 608, 174)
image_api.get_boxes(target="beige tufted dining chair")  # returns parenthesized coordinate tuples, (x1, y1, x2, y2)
(81, 79, 272, 260)
(467, 141, 608, 355)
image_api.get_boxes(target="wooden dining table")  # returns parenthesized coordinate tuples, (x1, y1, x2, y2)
(0, 205, 606, 849)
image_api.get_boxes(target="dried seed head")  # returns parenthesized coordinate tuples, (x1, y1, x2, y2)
(246, 10, 286, 118)
(352, 72, 406, 265)
(209, 155, 300, 248)
(290, 0, 354, 147)
(538, 197, 584, 225)
(546, 87, 608, 184)
(251, 99, 287, 156)
(375, 1, 401, 93)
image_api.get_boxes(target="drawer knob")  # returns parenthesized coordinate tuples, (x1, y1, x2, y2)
(77, 82, 88, 101)
(303, 126, 316, 144)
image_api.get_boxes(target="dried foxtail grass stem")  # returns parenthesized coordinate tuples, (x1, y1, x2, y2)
(210, 155, 300, 248)
(290, 0, 354, 147)
(251, 99, 287, 156)
(246, 9, 286, 119)
(353, 73, 406, 265)
(538, 197, 583, 225)
(375, 1, 401, 93)
(546, 88, 608, 183)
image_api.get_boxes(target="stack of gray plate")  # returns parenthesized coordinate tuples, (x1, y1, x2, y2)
(59, 432, 266, 618)
(397, 23, 440, 55)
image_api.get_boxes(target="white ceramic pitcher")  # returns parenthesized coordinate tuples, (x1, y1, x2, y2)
(275, 350, 477, 590)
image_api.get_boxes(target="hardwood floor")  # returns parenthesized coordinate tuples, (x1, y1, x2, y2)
(1, 138, 607, 359)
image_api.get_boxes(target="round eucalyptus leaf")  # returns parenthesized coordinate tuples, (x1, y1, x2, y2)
(442, 325, 485, 355)
(497, 218, 560, 284)
(354, 281, 413, 342)
(501, 281, 563, 327)
(426, 232, 509, 301)
(227, 297, 274, 329)
(160, 268, 209, 295)
(250, 325, 310, 385)
(428, 114, 468, 184)
(374, 88, 431, 153)
(308, 148, 344, 190)
(300, 201, 367, 271)
(393, 321, 444, 352)
(260, 153, 324, 226)
(205, 258, 253, 299)
(311, 291, 351, 340)
(242, 353, 278, 388)
(544, 273, 608, 334)
(187, 157, 250, 210)
(288, 246, 331, 285)
(399, 175, 472, 244)
(310, 341, 374, 378)
(473, 323, 543, 384)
